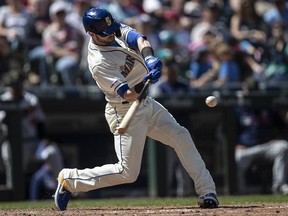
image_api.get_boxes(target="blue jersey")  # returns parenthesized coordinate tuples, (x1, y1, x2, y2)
(236, 107, 280, 147)
(218, 60, 240, 82)
(190, 61, 213, 79)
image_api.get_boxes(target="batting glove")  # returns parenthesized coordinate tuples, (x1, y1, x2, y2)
(143, 68, 161, 84)
(144, 56, 163, 71)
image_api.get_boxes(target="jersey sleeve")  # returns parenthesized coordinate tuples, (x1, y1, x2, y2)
(119, 24, 145, 49)
(92, 63, 129, 98)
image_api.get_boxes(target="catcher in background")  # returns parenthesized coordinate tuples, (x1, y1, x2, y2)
(235, 78, 288, 195)
(54, 7, 219, 210)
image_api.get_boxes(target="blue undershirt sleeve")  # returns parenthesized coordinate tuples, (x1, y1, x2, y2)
(126, 31, 146, 49)
(117, 84, 129, 98)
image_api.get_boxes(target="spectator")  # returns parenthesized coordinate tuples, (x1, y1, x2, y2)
(234, 78, 288, 195)
(107, 0, 143, 25)
(189, 45, 214, 89)
(212, 40, 240, 88)
(157, 29, 190, 74)
(26, 0, 50, 52)
(190, 0, 232, 48)
(230, 0, 268, 64)
(66, 0, 94, 85)
(182, 0, 204, 29)
(263, 0, 288, 31)
(161, 5, 191, 59)
(0, 0, 34, 69)
(263, 20, 288, 84)
(26, 0, 51, 86)
(183, 0, 204, 22)
(142, 0, 165, 18)
(66, 0, 91, 35)
(0, 70, 46, 188)
(42, 0, 84, 86)
(29, 138, 64, 200)
(149, 60, 190, 98)
(190, 39, 240, 90)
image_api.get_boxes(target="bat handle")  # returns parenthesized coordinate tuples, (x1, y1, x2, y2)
(138, 79, 151, 101)
(117, 79, 151, 135)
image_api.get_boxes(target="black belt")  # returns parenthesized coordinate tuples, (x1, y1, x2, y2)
(122, 101, 129, 104)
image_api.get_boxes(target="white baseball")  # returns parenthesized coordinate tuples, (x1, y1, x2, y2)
(205, 96, 217, 107)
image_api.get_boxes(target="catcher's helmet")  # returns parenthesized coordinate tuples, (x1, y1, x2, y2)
(83, 7, 120, 36)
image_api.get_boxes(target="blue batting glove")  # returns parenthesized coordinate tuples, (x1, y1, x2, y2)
(145, 56, 163, 71)
(143, 68, 161, 84)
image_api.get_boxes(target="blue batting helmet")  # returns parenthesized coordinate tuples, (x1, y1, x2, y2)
(82, 7, 121, 36)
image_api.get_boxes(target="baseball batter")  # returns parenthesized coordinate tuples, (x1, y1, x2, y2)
(54, 7, 219, 210)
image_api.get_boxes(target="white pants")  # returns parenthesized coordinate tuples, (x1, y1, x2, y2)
(61, 97, 216, 197)
(235, 140, 288, 193)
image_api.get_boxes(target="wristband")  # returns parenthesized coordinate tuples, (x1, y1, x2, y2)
(141, 46, 154, 58)
(134, 82, 145, 93)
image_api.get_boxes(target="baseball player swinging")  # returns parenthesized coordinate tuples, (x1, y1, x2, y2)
(54, 7, 219, 210)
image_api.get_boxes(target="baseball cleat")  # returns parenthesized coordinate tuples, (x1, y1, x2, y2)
(54, 172, 71, 211)
(197, 193, 219, 208)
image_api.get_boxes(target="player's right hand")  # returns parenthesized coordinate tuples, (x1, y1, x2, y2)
(143, 68, 161, 84)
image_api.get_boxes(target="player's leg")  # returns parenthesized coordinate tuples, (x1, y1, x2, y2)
(265, 140, 288, 194)
(54, 103, 149, 210)
(55, 56, 78, 86)
(145, 98, 218, 207)
(54, 134, 147, 210)
(236, 141, 288, 194)
(235, 148, 257, 194)
(235, 143, 273, 194)
(59, 134, 147, 192)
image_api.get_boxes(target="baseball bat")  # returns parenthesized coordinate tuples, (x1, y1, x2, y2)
(118, 79, 151, 135)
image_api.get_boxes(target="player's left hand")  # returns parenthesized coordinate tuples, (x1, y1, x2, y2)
(145, 56, 163, 71)
(143, 68, 161, 84)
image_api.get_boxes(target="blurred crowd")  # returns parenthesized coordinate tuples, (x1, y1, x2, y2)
(0, 0, 288, 90)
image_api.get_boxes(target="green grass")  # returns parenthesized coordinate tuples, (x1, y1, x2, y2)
(0, 195, 287, 210)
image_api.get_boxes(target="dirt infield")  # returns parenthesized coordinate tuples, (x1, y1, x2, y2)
(1, 204, 288, 216)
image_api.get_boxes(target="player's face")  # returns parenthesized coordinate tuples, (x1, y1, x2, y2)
(90, 32, 116, 45)
(98, 34, 115, 43)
